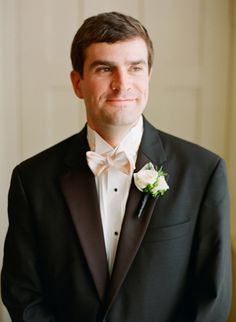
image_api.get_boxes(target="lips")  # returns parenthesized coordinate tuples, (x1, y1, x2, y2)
(106, 94, 137, 102)
(107, 98, 136, 102)
(106, 98, 136, 107)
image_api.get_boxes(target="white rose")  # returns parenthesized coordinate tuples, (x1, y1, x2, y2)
(133, 163, 158, 191)
(152, 175, 169, 195)
(134, 162, 170, 217)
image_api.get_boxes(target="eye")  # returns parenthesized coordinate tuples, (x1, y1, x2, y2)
(130, 65, 143, 72)
(96, 66, 112, 73)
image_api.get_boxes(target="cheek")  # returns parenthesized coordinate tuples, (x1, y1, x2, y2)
(85, 80, 108, 100)
(83, 86, 109, 111)
(135, 78, 149, 94)
(138, 85, 149, 102)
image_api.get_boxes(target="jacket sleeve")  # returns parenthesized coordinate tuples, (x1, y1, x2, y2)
(176, 158, 232, 322)
(1, 166, 57, 322)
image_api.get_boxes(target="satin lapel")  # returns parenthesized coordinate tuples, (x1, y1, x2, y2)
(60, 129, 109, 302)
(106, 119, 167, 308)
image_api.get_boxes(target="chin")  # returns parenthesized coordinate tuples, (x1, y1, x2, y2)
(107, 114, 140, 127)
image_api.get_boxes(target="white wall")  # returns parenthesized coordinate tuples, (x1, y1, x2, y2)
(0, 1, 21, 321)
(227, 1, 236, 320)
(229, 0, 236, 245)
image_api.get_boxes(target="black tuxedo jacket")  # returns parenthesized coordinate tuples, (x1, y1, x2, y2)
(1, 119, 232, 322)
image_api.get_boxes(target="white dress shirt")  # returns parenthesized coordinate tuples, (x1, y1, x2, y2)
(87, 117, 143, 274)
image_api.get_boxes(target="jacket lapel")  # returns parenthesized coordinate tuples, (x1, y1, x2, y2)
(60, 128, 109, 302)
(106, 119, 167, 309)
(59, 120, 168, 311)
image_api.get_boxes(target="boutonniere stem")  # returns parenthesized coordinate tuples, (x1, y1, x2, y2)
(134, 162, 169, 218)
(137, 193, 149, 219)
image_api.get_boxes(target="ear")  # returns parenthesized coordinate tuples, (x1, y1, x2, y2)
(70, 71, 84, 98)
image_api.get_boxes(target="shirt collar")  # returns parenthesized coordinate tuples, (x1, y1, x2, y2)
(87, 116, 143, 159)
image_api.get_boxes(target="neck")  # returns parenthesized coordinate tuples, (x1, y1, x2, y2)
(88, 119, 141, 148)
(93, 126, 131, 148)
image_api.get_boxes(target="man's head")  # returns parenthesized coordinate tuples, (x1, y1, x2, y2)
(70, 12, 153, 146)
(71, 12, 154, 77)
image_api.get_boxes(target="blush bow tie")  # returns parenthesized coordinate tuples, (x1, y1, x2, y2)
(86, 150, 135, 176)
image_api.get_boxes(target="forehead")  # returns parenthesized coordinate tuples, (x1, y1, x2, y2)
(84, 37, 148, 65)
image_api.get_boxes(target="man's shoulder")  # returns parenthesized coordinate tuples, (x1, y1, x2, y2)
(160, 129, 218, 158)
(149, 127, 228, 190)
(144, 119, 222, 168)
(156, 129, 225, 178)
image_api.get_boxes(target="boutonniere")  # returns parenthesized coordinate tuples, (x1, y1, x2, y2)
(133, 162, 169, 218)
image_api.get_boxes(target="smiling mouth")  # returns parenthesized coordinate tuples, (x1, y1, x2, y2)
(106, 98, 136, 103)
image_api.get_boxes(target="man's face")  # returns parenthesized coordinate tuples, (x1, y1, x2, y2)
(71, 37, 151, 133)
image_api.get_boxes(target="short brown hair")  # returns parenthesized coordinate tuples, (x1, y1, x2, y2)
(70, 12, 154, 77)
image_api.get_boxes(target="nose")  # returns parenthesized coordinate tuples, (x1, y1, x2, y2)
(111, 68, 131, 92)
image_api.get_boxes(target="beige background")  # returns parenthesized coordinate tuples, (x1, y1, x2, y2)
(0, 1, 235, 321)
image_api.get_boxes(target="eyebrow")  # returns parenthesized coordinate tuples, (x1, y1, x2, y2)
(89, 59, 147, 70)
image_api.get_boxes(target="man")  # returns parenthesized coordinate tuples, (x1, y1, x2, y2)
(1, 12, 232, 322)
